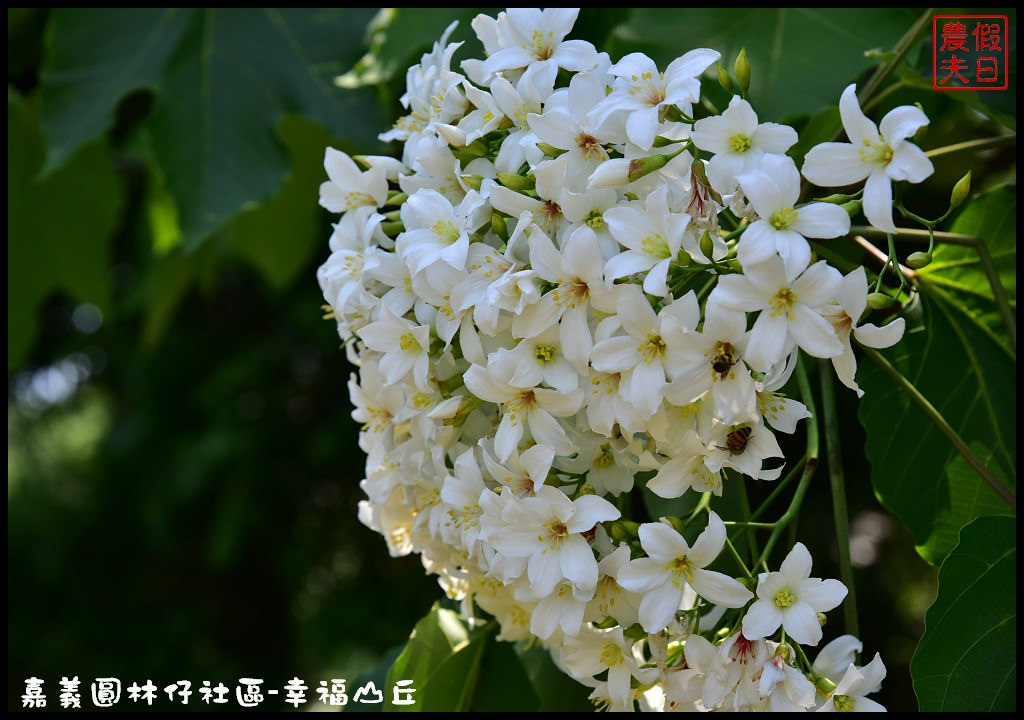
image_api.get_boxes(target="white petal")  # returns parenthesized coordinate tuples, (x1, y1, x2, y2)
(753, 123, 799, 153)
(535, 387, 584, 416)
(552, 39, 600, 72)
(741, 599, 783, 640)
(802, 142, 873, 187)
(812, 635, 863, 680)
(781, 601, 823, 645)
(840, 266, 869, 319)
(688, 511, 726, 567)
(745, 311, 790, 372)
(643, 258, 671, 297)
(798, 577, 848, 612)
(736, 220, 780, 269)
(637, 580, 683, 633)
(791, 202, 851, 239)
(639, 521, 689, 560)
(705, 152, 747, 195)
(790, 304, 844, 358)
(628, 359, 666, 418)
(887, 142, 934, 184)
(568, 494, 621, 533)
(618, 557, 669, 593)
(779, 542, 813, 584)
(559, 535, 600, 592)
(691, 568, 753, 608)
(626, 106, 660, 151)
(647, 456, 695, 499)
(527, 408, 576, 455)
(617, 287, 658, 338)
(863, 171, 896, 233)
(605, 250, 657, 280)
(838, 83, 878, 146)
(714, 273, 769, 312)
(855, 318, 905, 348)
(880, 104, 929, 144)
(591, 336, 639, 373)
(792, 260, 843, 307)
(831, 344, 861, 396)
(690, 114, 732, 154)
(528, 544, 566, 597)
(496, 413, 525, 462)
(775, 229, 813, 282)
(738, 169, 785, 216)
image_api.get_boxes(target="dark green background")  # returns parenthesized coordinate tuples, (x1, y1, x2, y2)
(8, 7, 1015, 712)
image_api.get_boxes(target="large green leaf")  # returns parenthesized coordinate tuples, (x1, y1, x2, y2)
(911, 515, 1016, 711)
(918, 185, 1016, 356)
(515, 641, 594, 711)
(858, 189, 1016, 564)
(384, 604, 492, 711)
(40, 9, 382, 249)
(469, 635, 540, 712)
(607, 8, 918, 120)
(8, 93, 123, 372)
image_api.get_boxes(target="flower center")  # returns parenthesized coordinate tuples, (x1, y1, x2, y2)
(577, 132, 605, 161)
(769, 206, 799, 231)
(506, 390, 538, 425)
(528, 30, 554, 61)
(431, 219, 461, 244)
(668, 555, 696, 588)
(584, 209, 606, 231)
(595, 443, 615, 468)
(774, 587, 797, 608)
(534, 344, 557, 364)
(833, 695, 856, 712)
(600, 642, 624, 667)
(399, 332, 420, 352)
(729, 133, 752, 153)
(858, 137, 894, 166)
(637, 332, 667, 363)
(641, 232, 671, 258)
(710, 342, 737, 379)
(629, 71, 667, 107)
(769, 287, 798, 319)
(411, 392, 432, 408)
(545, 520, 569, 542)
(344, 191, 377, 211)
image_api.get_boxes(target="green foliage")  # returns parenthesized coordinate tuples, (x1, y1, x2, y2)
(858, 191, 1016, 565)
(40, 8, 382, 248)
(911, 515, 1016, 711)
(384, 605, 593, 711)
(608, 8, 917, 120)
(8, 94, 123, 372)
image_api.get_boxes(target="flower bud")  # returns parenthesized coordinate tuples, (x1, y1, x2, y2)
(816, 612, 827, 626)
(536, 142, 567, 158)
(460, 174, 483, 191)
(435, 122, 467, 147)
(815, 676, 838, 698)
(628, 154, 670, 182)
(716, 62, 733, 93)
(386, 191, 408, 206)
(775, 643, 792, 660)
(608, 519, 640, 541)
(840, 199, 862, 217)
(734, 47, 751, 94)
(906, 251, 932, 269)
(817, 193, 854, 204)
(491, 212, 509, 241)
(665, 516, 685, 534)
(727, 259, 744, 273)
(381, 221, 404, 236)
(623, 623, 648, 641)
(596, 616, 619, 629)
(589, 158, 631, 188)
(497, 172, 535, 192)
(699, 231, 715, 261)
(950, 170, 971, 209)
(866, 292, 895, 309)
(578, 483, 597, 496)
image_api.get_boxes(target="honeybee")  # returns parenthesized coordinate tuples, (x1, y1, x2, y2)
(710, 343, 736, 380)
(715, 425, 752, 455)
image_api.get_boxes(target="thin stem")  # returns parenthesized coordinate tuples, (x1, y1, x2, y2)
(755, 359, 820, 571)
(819, 360, 860, 649)
(925, 134, 1016, 159)
(974, 242, 1017, 349)
(735, 472, 762, 565)
(862, 80, 906, 113)
(857, 8, 934, 106)
(851, 225, 976, 246)
(861, 346, 1016, 509)
(724, 537, 754, 582)
(724, 521, 776, 529)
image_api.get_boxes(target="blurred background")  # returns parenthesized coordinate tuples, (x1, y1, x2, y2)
(8, 7, 1015, 712)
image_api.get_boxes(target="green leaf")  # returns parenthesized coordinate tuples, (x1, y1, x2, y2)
(40, 9, 382, 249)
(917, 185, 1016, 356)
(858, 297, 1015, 565)
(223, 116, 329, 289)
(370, 8, 493, 83)
(515, 641, 594, 711)
(911, 515, 1016, 711)
(384, 604, 493, 712)
(607, 8, 918, 120)
(8, 93, 123, 372)
(469, 635, 540, 712)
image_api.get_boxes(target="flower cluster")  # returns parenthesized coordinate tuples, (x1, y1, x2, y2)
(318, 8, 923, 711)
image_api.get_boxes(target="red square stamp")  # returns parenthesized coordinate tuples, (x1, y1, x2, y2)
(932, 14, 1009, 91)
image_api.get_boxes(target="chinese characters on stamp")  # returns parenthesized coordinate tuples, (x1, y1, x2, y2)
(933, 14, 1009, 91)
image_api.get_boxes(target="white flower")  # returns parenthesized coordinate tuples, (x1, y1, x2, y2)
(819, 267, 906, 396)
(737, 154, 852, 281)
(357, 305, 431, 391)
(589, 286, 697, 419)
(759, 649, 816, 711)
(492, 485, 619, 597)
(562, 626, 656, 708)
(704, 419, 784, 481)
(397, 189, 488, 276)
(479, 8, 599, 78)
(815, 653, 887, 712)
(464, 359, 584, 461)
(481, 442, 555, 498)
(590, 50, 721, 150)
(618, 513, 753, 633)
(715, 258, 844, 371)
(742, 542, 848, 646)
(489, 61, 558, 172)
(319, 148, 388, 213)
(690, 96, 798, 195)
(604, 184, 691, 297)
(646, 429, 723, 499)
(802, 84, 933, 233)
